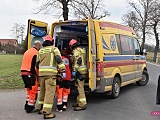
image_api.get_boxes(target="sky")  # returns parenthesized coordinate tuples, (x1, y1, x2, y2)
(0, 0, 129, 39)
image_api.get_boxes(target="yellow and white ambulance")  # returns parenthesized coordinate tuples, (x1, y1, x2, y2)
(27, 16, 149, 98)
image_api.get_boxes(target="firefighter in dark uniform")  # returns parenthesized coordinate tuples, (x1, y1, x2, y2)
(36, 35, 66, 119)
(69, 39, 88, 111)
(21, 40, 41, 113)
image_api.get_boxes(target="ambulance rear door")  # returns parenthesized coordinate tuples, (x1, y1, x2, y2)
(88, 16, 97, 91)
(27, 19, 48, 49)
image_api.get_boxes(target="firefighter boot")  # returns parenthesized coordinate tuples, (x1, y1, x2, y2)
(74, 105, 86, 111)
(44, 113, 56, 119)
(72, 103, 78, 107)
(37, 104, 43, 114)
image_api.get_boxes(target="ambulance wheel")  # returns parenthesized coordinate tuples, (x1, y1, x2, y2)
(110, 77, 120, 99)
(136, 70, 149, 86)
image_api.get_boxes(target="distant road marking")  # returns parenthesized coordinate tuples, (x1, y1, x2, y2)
(147, 62, 160, 67)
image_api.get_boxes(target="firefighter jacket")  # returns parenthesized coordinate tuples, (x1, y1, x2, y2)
(37, 46, 66, 76)
(61, 56, 71, 80)
(21, 47, 38, 75)
(72, 47, 88, 74)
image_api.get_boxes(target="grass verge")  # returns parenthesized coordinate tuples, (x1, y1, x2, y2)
(146, 52, 160, 64)
(0, 54, 24, 89)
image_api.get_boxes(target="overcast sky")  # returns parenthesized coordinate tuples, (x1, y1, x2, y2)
(0, 0, 129, 39)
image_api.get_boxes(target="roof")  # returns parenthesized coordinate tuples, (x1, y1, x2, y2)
(0, 39, 17, 41)
(0, 39, 18, 45)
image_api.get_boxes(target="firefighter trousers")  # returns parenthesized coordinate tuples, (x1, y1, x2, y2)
(37, 76, 56, 114)
(76, 78, 87, 107)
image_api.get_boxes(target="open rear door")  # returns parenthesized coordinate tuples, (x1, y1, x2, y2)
(27, 19, 48, 49)
(88, 16, 97, 91)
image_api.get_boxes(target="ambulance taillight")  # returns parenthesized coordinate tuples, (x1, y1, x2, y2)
(97, 62, 104, 77)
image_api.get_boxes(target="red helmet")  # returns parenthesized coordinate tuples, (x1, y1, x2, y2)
(69, 39, 77, 47)
(44, 35, 53, 42)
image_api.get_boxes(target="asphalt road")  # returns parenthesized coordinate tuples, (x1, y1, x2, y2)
(1, 62, 160, 120)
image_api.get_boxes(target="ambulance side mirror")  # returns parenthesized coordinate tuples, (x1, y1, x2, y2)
(143, 49, 147, 56)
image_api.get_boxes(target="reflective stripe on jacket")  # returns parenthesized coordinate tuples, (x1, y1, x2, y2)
(72, 47, 88, 74)
(37, 46, 65, 76)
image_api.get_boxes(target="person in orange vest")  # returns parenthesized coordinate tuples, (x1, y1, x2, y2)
(21, 40, 41, 113)
(56, 51, 71, 112)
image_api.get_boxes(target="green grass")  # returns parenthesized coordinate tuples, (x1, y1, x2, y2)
(146, 52, 160, 64)
(0, 54, 24, 89)
(0, 53, 158, 89)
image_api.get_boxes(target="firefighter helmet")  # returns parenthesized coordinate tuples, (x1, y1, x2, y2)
(69, 39, 77, 48)
(44, 35, 53, 42)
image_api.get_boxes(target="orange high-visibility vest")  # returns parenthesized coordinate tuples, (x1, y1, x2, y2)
(21, 47, 38, 75)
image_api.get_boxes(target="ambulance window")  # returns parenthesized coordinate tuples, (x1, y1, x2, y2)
(133, 38, 140, 55)
(120, 35, 134, 55)
(115, 35, 122, 54)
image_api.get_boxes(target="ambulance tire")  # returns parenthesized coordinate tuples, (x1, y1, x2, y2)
(136, 70, 149, 86)
(110, 77, 120, 99)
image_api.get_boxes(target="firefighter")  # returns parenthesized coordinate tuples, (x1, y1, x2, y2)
(56, 51, 71, 112)
(36, 35, 66, 119)
(69, 39, 88, 111)
(21, 40, 41, 113)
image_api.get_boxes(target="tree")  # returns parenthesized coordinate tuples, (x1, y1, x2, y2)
(10, 23, 26, 44)
(122, 0, 160, 63)
(21, 36, 28, 53)
(33, 0, 109, 20)
(3, 43, 16, 54)
(147, 1, 160, 62)
(33, 0, 70, 20)
(122, 0, 156, 49)
(144, 44, 154, 52)
(122, 11, 142, 39)
(0, 42, 2, 51)
(71, 0, 110, 19)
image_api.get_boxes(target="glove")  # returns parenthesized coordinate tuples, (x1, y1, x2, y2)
(72, 71, 76, 77)
(62, 72, 66, 78)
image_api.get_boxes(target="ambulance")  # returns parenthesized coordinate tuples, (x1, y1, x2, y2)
(27, 16, 149, 98)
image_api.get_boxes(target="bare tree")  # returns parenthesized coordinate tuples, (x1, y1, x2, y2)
(10, 23, 19, 41)
(19, 24, 26, 43)
(147, 1, 160, 62)
(33, 0, 70, 20)
(0, 42, 3, 52)
(10, 23, 26, 44)
(123, 0, 156, 49)
(122, 11, 142, 38)
(33, 0, 109, 21)
(71, 0, 110, 19)
(123, 0, 160, 63)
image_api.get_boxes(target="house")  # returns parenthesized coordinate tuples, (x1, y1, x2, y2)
(0, 39, 18, 47)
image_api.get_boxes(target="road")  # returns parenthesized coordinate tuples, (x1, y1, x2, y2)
(1, 62, 160, 120)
